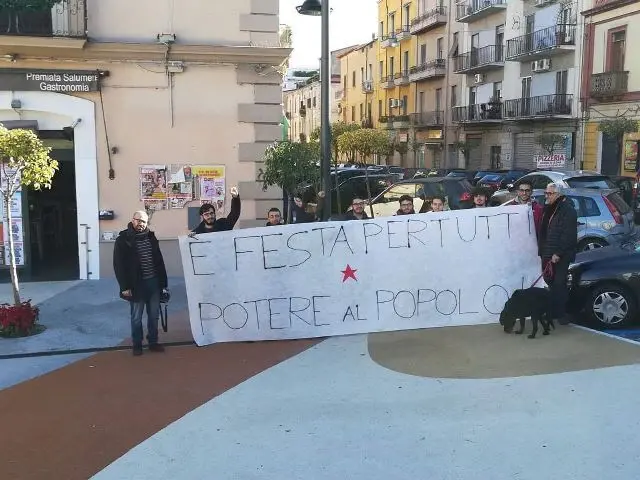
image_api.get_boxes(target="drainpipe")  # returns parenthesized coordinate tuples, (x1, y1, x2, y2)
(443, 0, 453, 168)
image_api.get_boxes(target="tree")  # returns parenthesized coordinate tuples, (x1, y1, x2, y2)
(394, 141, 409, 166)
(262, 141, 320, 223)
(311, 121, 361, 162)
(598, 118, 639, 137)
(0, 127, 57, 306)
(535, 133, 565, 155)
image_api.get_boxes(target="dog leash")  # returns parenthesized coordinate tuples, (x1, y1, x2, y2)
(530, 261, 554, 288)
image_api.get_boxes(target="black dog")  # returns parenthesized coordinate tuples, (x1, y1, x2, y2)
(499, 288, 555, 339)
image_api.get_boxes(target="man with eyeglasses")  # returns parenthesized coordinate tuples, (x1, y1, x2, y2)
(503, 180, 543, 234)
(343, 197, 369, 220)
(538, 182, 577, 325)
(396, 194, 415, 215)
(192, 186, 241, 234)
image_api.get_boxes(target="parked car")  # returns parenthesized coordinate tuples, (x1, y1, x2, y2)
(331, 174, 397, 214)
(366, 177, 473, 217)
(529, 188, 636, 251)
(610, 175, 639, 222)
(567, 235, 640, 328)
(491, 170, 618, 205)
(446, 170, 478, 183)
(477, 173, 507, 192)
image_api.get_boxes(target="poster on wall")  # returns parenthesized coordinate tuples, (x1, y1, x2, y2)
(139, 165, 168, 210)
(192, 165, 226, 215)
(4, 241, 24, 266)
(167, 164, 195, 209)
(624, 141, 638, 172)
(3, 218, 23, 243)
(0, 167, 24, 267)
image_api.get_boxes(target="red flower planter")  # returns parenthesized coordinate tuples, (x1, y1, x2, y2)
(0, 301, 42, 338)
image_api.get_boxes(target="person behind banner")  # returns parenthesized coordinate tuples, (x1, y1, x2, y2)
(266, 207, 283, 226)
(470, 186, 490, 208)
(538, 182, 578, 325)
(396, 194, 415, 215)
(430, 195, 445, 212)
(502, 180, 543, 235)
(113, 210, 168, 356)
(343, 197, 370, 221)
(192, 186, 241, 234)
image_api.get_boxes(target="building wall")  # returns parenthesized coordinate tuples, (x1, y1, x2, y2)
(283, 79, 341, 142)
(0, 0, 289, 279)
(339, 42, 376, 127)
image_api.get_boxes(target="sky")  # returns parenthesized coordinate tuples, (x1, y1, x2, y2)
(279, 0, 378, 69)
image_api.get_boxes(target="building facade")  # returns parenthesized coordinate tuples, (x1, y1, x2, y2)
(0, 0, 290, 282)
(581, 0, 640, 177)
(338, 41, 376, 129)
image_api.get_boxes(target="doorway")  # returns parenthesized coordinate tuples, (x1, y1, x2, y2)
(601, 133, 621, 176)
(27, 134, 79, 281)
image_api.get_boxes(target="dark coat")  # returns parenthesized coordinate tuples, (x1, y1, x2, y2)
(291, 203, 316, 224)
(538, 196, 578, 261)
(192, 196, 241, 234)
(113, 224, 168, 300)
(342, 210, 370, 221)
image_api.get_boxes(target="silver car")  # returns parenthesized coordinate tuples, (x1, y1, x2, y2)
(524, 187, 635, 251)
(491, 170, 617, 205)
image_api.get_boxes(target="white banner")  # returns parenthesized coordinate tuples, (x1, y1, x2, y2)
(179, 205, 541, 345)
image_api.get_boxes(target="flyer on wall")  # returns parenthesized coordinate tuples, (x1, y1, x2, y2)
(139, 165, 168, 202)
(3, 218, 23, 243)
(167, 164, 194, 209)
(4, 241, 24, 266)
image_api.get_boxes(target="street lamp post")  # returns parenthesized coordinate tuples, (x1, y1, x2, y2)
(297, 0, 331, 221)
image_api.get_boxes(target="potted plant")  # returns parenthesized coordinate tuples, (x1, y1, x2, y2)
(0, 127, 57, 338)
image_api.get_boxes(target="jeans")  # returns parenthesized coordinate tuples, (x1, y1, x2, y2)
(130, 277, 160, 347)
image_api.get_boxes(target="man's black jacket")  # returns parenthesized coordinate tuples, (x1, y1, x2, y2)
(538, 196, 578, 261)
(113, 224, 168, 301)
(192, 196, 241, 234)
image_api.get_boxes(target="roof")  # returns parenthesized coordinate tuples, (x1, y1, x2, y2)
(335, 40, 375, 59)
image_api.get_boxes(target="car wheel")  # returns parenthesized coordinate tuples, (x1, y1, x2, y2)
(587, 283, 637, 329)
(578, 238, 608, 251)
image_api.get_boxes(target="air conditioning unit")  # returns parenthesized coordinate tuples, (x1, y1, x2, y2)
(389, 98, 400, 108)
(474, 73, 485, 84)
(532, 58, 551, 72)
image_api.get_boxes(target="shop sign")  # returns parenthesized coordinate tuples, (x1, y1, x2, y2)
(535, 153, 566, 169)
(0, 69, 101, 93)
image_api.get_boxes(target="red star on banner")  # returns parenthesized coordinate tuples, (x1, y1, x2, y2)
(341, 264, 358, 282)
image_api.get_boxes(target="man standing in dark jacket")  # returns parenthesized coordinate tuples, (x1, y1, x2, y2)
(538, 183, 578, 324)
(192, 186, 241, 234)
(113, 210, 168, 356)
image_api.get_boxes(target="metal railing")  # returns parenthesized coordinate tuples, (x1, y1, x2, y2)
(452, 103, 503, 122)
(361, 80, 374, 93)
(456, 0, 506, 21)
(410, 111, 444, 126)
(506, 24, 576, 59)
(502, 94, 572, 118)
(410, 58, 446, 75)
(0, 0, 86, 37)
(394, 70, 410, 82)
(590, 71, 629, 97)
(453, 45, 503, 72)
(411, 6, 447, 31)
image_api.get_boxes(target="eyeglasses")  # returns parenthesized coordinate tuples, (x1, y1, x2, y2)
(400, 203, 413, 207)
(544, 191, 556, 196)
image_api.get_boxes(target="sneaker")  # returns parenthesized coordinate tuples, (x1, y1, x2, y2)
(149, 343, 165, 352)
(132, 346, 143, 356)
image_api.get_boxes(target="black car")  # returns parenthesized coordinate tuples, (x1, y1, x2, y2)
(568, 237, 640, 329)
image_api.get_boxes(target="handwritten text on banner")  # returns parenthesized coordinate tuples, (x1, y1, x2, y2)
(179, 205, 541, 345)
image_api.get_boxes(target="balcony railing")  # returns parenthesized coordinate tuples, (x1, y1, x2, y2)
(382, 74, 395, 89)
(453, 45, 503, 73)
(452, 103, 503, 123)
(362, 80, 374, 93)
(506, 24, 576, 61)
(456, 0, 507, 23)
(410, 6, 447, 34)
(409, 59, 446, 82)
(502, 94, 572, 119)
(395, 26, 411, 41)
(591, 71, 629, 98)
(393, 115, 411, 128)
(379, 116, 394, 128)
(394, 70, 410, 86)
(380, 34, 398, 48)
(0, 0, 87, 37)
(410, 111, 444, 127)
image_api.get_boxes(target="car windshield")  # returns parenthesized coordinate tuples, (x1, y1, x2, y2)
(566, 176, 616, 189)
(480, 175, 502, 182)
(606, 192, 631, 214)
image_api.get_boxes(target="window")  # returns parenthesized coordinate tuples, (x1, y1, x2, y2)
(452, 32, 459, 56)
(359, 103, 364, 120)
(493, 81, 502, 99)
(389, 56, 395, 75)
(379, 21, 384, 38)
(389, 13, 395, 34)
(313, 96, 317, 107)
(451, 85, 457, 107)
(435, 88, 442, 111)
(351, 105, 355, 122)
(556, 70, 568, 95)
(581, 196, 601, 217)
(403, 50, 409, 72)
(402, 95, 408, 115)
(418, 91, 425, 113)
(307, 98, 311, 108)
(437, 37, 443, 59)
(378, 99, 383, 117)
(343, 75, 347, 88)
(608, 28, 626, 71)
(352, 71, 356, 87)
(360, 67, 364, 83)
(420, 44, 427, 65)
(379, 61, 384, 80)
(367, 102, 372, 118)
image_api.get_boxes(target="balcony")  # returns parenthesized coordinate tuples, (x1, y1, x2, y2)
(0, 1, 87, 51)
(410, 111, 444, 127)
(361, 80, 374, 93)
(590, 71, 629, 98)
(382, 75, 395, 89)
(452, 102, 503, 123)
(395, 26, 411, 42)
(506, 24, 576, 62)
(456, 0, 507, 23)
(502, 94, 573, 120)
(453, 45, 503, 74)
(409, 59, 446, 82)
(392, 115, 411, 128)
(410, 6, 447, 34)
(380, 34, 398, 49)
(394, 70, 410, 86)
(379, 116, 394, 129)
